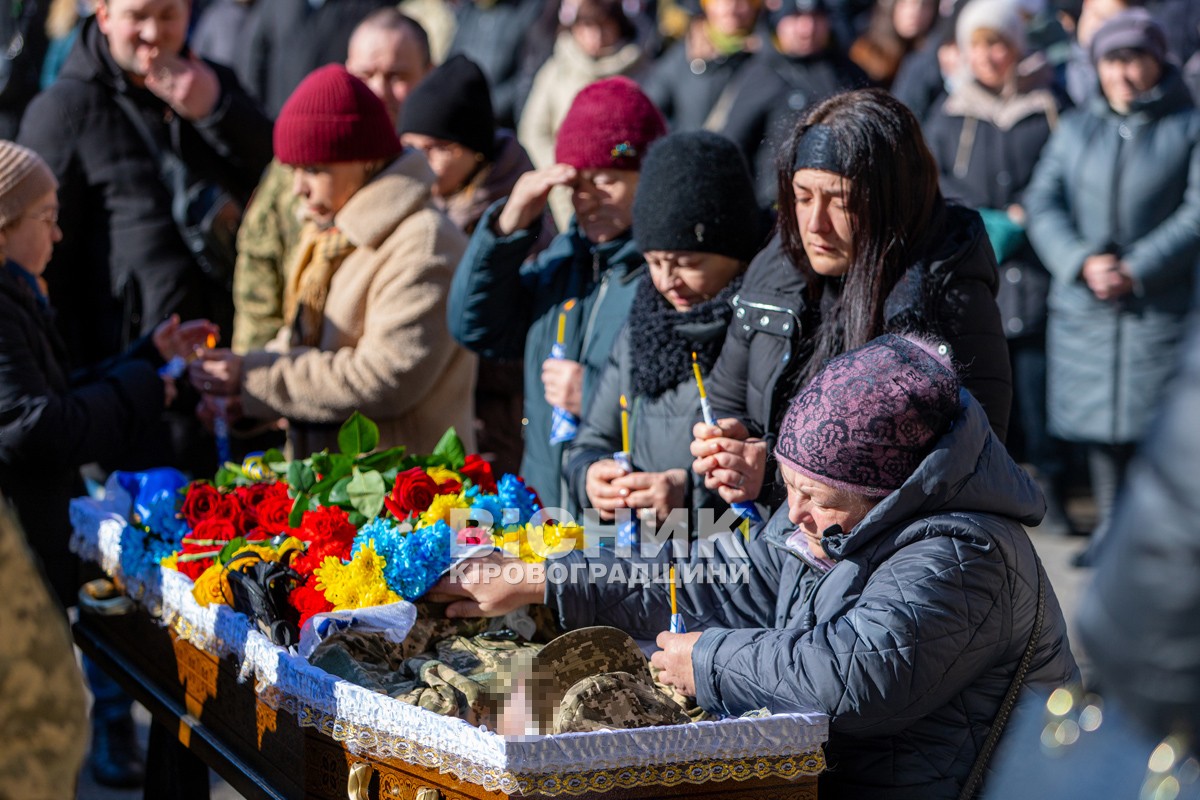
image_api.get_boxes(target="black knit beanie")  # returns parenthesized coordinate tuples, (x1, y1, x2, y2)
(400, 54, 496, 159)
(632, 131, 762, 262)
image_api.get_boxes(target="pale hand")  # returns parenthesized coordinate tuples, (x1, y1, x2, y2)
(541, 357, 584, 416)
(495, 164, 577, 235)
(690, 418, 767, 503)
(650, 631, 702, 698)
(195, 394, 244, 433)
(1081, 254, 1133, 301)
(189, 349, 244, 396)
(613, 468, 688, 524)
(152, 315, 219, 361)
(586, 458, 629, 521)
(143, 52, 221, 120)
(425, 552, 547, 618)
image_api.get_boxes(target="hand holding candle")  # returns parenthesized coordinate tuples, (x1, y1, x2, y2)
(689, 354, 763, 526)
(669, 564, 687, 633)
(154, 316, 220, 376)
(547, 299, 581, 444)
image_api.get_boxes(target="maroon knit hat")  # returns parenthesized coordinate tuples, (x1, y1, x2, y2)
(274, 65, 403, 165)
(775, 334, 962, 497)
(554, 77, 667, 171)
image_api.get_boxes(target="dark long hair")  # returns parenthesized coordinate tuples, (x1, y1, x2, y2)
(776, 87, 945, 388)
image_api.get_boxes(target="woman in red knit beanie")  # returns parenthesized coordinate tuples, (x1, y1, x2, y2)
(192, 65, 478, 458)
(447, 76, 667, 513)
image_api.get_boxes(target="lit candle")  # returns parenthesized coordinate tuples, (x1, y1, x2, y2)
(556, 299, 576, 345)
(620, 394, 630, 454)
(692, 351, 716, 426)
(669, 564, 686, 634)
(669, 564, 677, 615)
(205, 332, 217, 350)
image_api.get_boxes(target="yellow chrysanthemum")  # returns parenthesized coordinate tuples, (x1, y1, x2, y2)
(426, 466, 463, 487)
(191, 562, 232, 607)
(313, 542, 400, 610)
(419, 492, 470, 528)
(161, 553, 179, 571)
(495, 523, 584, 563)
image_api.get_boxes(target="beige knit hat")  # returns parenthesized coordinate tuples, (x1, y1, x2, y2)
(0, 141, 58, 229)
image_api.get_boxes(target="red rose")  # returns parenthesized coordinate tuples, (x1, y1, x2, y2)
(180, 483, 226, 528)
(289, 582, 334, 628)
(255, 494, 295, 535)
(435, 477, 463, 495)
(384, 467, 438, 518)
(460, 454, 497, 494)
(234, 482, 288, 531)
(299, 506, 356, 546)
(188, 517, 239, 545)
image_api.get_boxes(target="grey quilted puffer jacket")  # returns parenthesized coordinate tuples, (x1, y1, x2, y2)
(546, 391, 1079, 800)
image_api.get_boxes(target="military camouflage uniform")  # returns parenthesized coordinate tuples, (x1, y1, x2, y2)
(231, 160, 305, 354)
(309, 618, 695, 734)
(0, 498, 88, 799)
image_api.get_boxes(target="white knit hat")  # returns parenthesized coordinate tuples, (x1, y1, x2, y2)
(956, 0, 1028, 56)
(0, 141, 58, 229)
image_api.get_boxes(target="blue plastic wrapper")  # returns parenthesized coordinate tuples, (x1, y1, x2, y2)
(547, 342, 579, 444)
(115, 468, 189, 538)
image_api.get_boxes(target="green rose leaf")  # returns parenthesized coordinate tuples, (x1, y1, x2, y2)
(338, 412, 380, 457)
(263, 448, 288, 473)
(430, 427, 466, 470)
(287, 494, 310, 528)
(347, 467, 387, 519)
(286, 460, 316, 493)
(327, 475, 353, 505)
(217, 536, 249, 565)
(213, 465, 241, 489)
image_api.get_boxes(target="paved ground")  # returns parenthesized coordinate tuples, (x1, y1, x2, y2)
(77, 505, 1099, 800)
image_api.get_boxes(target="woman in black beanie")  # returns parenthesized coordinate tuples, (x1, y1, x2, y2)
(564, 130, 767, 525)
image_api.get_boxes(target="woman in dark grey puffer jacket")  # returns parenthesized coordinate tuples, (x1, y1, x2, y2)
(436, 334, 1078, 800)
(564, 131, 767, 524)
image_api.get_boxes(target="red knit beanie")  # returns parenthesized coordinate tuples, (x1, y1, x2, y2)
(554, 77, 667, 171)
(274, 65, 403, 165)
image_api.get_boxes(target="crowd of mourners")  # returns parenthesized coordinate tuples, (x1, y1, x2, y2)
(1, 0, 1199, 796)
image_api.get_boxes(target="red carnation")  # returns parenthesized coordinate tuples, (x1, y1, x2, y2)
(290, 537, 352, 577)
(299, 506, 356, 547)
(177, 556, 213, 581)
(460, 454, 497, 494)
(289, 582, 334, 628)
(384, 467, 438, 519)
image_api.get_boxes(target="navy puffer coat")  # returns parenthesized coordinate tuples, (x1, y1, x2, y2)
(546, 391, 1078, 800)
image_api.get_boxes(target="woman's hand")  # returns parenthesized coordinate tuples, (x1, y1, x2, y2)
(152, 315, 219, 362)
(690, 419, 767, 503)
(426, 551, 547, 618)
(586, 458, 629, 521)
(495, 164, 577, 235)
(614, 468, 688, 524)
(541, 357, 584, 416)
(650, 631, 702, 697)
(189, 349, 244, 396)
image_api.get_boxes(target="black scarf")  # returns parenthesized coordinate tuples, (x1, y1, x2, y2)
(627, 272, 744, 400)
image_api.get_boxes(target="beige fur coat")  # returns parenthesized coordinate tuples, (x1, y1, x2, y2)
(241, 150, 476, 457)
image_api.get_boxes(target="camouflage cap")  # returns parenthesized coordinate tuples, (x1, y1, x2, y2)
(533, 626, 654, 695)
(554, 671, 691, 733)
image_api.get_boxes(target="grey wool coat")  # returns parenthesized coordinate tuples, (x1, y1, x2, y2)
(1024, 66, 1200, 444)
(546, 391, 1078, 800)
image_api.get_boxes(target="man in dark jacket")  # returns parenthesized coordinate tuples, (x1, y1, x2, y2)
(718, 0, 868, 206)
(1024, 8, 1200, 563)
(446, 0, 545, 129)
(435, 334, 1078, 800)
(17, 0, 273, 473)
(448, 77, 666, 513)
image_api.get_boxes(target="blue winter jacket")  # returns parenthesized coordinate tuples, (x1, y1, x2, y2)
(545, 391, 1079, 799)
(447, 203, 644, 511)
